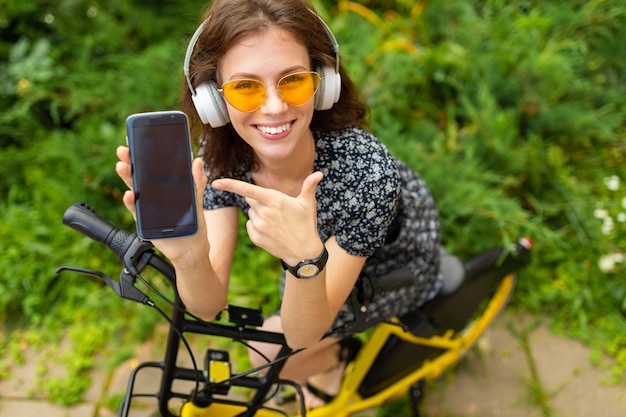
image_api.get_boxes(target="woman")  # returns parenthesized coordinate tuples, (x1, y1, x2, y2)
(116, 0, 442, 408)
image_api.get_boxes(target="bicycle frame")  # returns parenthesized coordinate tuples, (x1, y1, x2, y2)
(56, 203, 531, 417)
(175, 274, 517, 417)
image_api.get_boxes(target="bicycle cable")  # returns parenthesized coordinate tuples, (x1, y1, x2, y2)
(134, 270, 304, 388)
(147, 301, 201, 398)
(135, 271, 273, 362)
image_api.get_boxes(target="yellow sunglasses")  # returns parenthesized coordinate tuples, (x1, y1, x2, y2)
(218, 71, 321, 113)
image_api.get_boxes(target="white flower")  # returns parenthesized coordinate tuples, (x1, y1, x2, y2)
(594, 208, 608, 219)
(604, 175, 620, 191)
(602, 216, 614, 235)
(599, 253, 623, 273)
(618, 213, 626, 223)
(599, 254, 617, 273)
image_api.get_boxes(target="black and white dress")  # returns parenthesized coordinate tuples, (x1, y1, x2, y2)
(203, 126, 442, 335)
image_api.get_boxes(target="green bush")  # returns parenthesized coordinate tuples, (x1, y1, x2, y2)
(0, 0, 624, 405)
(0, 0, 203, 403)
(331, 0, 626, 382)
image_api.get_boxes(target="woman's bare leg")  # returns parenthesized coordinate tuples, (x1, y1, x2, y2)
(248, 315, 342, 407)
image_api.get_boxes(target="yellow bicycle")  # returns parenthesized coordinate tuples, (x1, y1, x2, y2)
(58, 202, 532, 417)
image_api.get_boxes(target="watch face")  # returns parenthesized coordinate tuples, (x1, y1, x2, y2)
(297, 264, 320, 278)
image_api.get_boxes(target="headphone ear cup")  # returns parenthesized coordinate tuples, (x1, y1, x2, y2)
(314, 65, 341, 111)
(192, 81, 230, 128)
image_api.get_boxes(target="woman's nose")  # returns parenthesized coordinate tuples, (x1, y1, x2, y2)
(260, 85, 288, 115)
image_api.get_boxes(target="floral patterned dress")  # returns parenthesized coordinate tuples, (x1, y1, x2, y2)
(203, 126, 442, 335)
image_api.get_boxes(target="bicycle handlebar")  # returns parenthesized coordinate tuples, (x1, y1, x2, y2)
(62, 202, 149, 260)
(59, 202, 167, 305)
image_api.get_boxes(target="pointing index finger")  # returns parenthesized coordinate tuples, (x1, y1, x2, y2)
(211, 178, 268, 201)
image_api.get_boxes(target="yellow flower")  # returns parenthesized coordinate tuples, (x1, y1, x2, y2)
(17, 78, 30, 91)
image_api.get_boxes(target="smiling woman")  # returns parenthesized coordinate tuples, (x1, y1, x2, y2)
(217, 26, 318, 163)
(180, 2, 366, 181)
(115, 0, 442, 410)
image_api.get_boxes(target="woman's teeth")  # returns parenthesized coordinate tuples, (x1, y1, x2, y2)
(257, 123, 291, 135)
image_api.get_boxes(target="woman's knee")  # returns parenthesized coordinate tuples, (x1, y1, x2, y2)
(248, 315, 283, 368)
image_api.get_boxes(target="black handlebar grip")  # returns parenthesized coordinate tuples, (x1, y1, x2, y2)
(62, 202, 134, 258)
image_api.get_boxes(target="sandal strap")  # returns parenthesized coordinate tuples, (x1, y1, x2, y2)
(303, 337, 363, 407)
(339, 337, 362, 364)
(306, 382, 336, 404)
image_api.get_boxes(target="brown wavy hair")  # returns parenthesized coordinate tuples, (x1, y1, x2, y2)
(181, 0, 368, 180)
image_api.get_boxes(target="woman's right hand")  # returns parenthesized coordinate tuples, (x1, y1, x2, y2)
(114, 145, 210, 266)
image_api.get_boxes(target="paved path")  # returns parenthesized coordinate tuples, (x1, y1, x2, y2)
(0, 312, 624, 416)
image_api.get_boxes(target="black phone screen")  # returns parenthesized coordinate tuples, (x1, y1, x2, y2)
(127, 111, 197, 239)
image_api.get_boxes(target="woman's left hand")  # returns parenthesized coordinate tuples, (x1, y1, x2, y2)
(211, 171, 324, 263)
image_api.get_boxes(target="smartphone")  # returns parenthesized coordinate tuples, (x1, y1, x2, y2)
(125, 110, 198, 240)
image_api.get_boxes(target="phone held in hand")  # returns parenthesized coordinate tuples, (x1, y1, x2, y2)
(126, 110, 198, 240)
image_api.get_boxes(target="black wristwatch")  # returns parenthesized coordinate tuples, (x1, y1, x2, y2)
(280, 246, 329, 279)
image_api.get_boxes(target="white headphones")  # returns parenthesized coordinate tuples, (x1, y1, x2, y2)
(183, 10, 342, 128)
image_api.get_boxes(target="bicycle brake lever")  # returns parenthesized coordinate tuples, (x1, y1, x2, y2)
(56, 265, 151, 305)
(56, 265, 120, 292)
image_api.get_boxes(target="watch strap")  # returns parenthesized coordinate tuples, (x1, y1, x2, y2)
(280, 246, 328, 279)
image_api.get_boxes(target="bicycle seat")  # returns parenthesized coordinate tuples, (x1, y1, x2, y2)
(439, 248, 464, 295)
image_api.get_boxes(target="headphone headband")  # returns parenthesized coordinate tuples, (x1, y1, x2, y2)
(309, 9, 340, 74)
(183, 18, 209, 96)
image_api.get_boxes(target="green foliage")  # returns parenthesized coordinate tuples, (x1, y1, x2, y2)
(230, 213, 283, 314)
(0, 0, 203, 405)
(1, 0, 625, 407)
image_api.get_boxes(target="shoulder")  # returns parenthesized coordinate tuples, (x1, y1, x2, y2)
(315, 126, 382, 153)
(314, 126, 397, 174)
(314, 126, 401, 215)
(313, 127, 402, 255)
